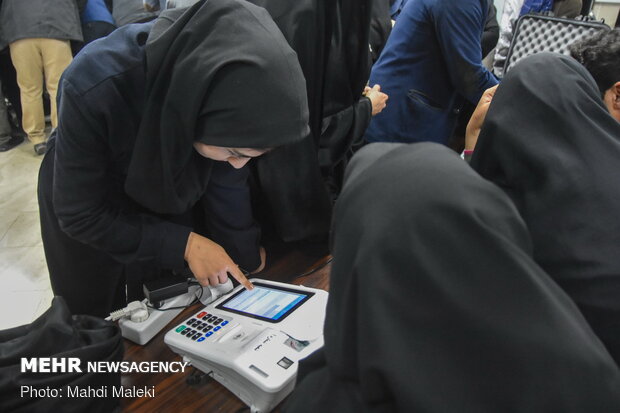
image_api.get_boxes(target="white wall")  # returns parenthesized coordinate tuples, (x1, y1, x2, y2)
(493, 0, 618, 27)
(593, 2, 619, 27)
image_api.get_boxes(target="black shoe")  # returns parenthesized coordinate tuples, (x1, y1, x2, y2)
(34, 142, 47, 156)
(0, 135, 24, 152)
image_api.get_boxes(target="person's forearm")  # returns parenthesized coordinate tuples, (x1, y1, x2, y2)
(55, 194, 191, 269)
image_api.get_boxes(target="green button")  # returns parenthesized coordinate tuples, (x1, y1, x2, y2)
(176, 325, 186, 333)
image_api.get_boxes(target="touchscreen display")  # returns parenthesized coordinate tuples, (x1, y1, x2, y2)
(216, 283, 313, 323)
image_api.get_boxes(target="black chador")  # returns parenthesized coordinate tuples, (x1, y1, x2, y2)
(286, 143, 620, 412)
(472, 52, 620, 364)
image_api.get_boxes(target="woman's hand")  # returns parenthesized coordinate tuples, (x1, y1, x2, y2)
(466, 85, 498, 151)
(184, 232, 254, 290)
(364, 84, 389, 116)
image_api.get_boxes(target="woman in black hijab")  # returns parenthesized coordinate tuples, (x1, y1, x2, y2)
(286, 143, 620, 412)
(38, 0, 309, 317)
(470, 52, 620, 364)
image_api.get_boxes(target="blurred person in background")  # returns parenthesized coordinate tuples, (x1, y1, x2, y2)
(0, 77, 23, 152)
(364, 0, 498, 146)
(0, 0, 83, 155)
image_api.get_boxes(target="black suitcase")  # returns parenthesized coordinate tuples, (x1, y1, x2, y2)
(504, 14, 610, 75)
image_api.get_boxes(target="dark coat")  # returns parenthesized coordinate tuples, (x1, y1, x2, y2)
(365, 0, 498, 144)
(0, 0, 83, 48)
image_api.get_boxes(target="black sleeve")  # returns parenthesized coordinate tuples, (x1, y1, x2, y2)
(53, 79, 191, 270)
(314, 96, 372, 196)
(319, 96, 372, 170)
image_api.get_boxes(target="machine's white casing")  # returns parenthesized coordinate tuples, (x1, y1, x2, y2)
(164, 278, 328, 413)
(120, 280, 234, 345)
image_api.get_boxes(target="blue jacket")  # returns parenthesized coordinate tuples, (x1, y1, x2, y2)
(82, 0, 115, 25)
(366, 0, 498, 144)
(520, 0, 554, 15)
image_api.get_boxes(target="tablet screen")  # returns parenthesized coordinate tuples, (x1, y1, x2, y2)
(216, 282, 314, 323)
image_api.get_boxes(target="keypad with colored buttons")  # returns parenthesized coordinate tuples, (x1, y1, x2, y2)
(174, 311, 232, 342)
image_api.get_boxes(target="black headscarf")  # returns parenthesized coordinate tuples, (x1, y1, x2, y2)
(124, 0, 309, 214)
(286, 143, 620, 412)
(471, 52, 620, 364)
(249, 0, 371, 147)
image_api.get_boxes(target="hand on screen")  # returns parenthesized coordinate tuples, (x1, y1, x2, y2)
(184, 232, 254, 290)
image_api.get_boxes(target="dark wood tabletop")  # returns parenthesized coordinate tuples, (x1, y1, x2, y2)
(120, 242, 331, 413)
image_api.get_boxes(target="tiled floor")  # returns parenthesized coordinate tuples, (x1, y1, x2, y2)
(0, 139, 53, 330)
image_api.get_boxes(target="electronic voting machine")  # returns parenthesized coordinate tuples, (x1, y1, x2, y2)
(164, 278, 328, 412)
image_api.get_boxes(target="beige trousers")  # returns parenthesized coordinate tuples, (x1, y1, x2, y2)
(9, 38, 73, 144)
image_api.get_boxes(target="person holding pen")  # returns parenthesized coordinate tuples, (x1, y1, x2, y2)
(38, 0, 309, 317)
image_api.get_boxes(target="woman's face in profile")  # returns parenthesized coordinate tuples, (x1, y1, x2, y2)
(193, 143, 268, 169)
(603, 82, 620, 123)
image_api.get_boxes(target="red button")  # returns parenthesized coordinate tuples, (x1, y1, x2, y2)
(197, 311, 207, 318)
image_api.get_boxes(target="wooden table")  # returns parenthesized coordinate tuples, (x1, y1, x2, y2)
(120, 242, 331, 413)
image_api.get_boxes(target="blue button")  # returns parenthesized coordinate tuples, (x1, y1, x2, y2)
(221, 321, 228, 326)
(206, 332, 213, 337)
(197, 337, 205, 342)
(214, 326, 221, 331)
